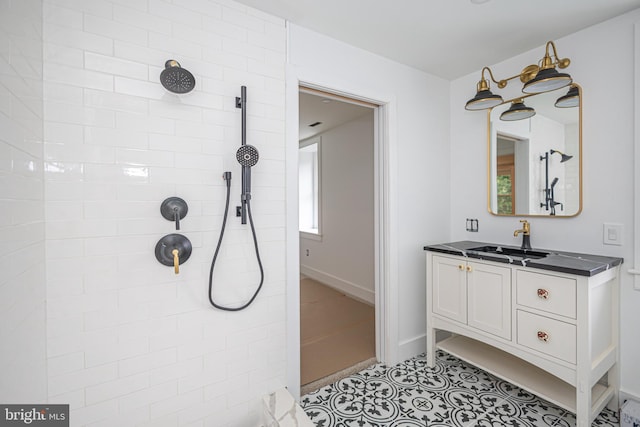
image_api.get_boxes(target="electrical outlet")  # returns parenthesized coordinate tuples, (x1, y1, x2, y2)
(603, 223, 623, 246)
(466, 218, 479, 232)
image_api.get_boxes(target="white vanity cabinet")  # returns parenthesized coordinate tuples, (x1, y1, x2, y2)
(432, 255, 511, 340)
(426, 251, 620, 427)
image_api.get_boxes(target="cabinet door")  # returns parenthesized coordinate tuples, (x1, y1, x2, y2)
(432, 255, 467, 323)
(467, 261, 511, 340)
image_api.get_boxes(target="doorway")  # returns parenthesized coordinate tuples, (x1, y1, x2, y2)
(496, 134, 530, 215)
(297, 86, 380, 392)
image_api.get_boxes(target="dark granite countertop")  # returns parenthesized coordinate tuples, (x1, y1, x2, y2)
(424, 240, 623, 277)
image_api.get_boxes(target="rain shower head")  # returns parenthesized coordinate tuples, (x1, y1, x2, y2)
(550, 149, 573, 163)
(160, 60, 195, 94)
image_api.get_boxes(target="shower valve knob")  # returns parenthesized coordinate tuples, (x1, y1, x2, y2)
(155, 234, 192, 274)
(161, 197, 188, 230)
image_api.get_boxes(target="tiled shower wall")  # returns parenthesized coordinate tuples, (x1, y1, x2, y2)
(0, 0, 47, 402)
(42, 0, 287, 425)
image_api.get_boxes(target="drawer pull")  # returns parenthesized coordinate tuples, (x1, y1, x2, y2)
(537, 331, 549, 342)
(537, 288, 549, 299)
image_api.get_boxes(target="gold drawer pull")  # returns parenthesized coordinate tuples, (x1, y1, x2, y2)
(537, 288, 549, 299)
(537, 331, 549, 342)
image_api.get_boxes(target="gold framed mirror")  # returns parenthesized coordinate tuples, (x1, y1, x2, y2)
(487, 85, 582, 217)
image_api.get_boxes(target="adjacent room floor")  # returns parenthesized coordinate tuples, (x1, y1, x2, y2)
(300, 277, 376, 387)
(300, 350, 619, 426)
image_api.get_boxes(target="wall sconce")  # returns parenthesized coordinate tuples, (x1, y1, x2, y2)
(500, 99, 536, 121)
(522, 41, 572, 93)
(554, 85, 579, 108)
(465, 41, 572, 111)
(464, 67, 504, 110)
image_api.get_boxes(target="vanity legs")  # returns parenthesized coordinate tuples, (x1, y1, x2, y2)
(426, 322, 436, 367)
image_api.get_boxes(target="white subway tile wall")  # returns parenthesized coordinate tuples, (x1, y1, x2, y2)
(0, 0, 48, 403)
(41, 0, 287, 425)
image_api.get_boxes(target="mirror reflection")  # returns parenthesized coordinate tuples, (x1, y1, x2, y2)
(488, 85, 581, 217)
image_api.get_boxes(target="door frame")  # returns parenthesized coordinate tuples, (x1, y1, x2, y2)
(285, 76, 394, 399)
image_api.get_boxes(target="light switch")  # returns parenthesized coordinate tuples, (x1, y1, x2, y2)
(603, 223, 623, 246)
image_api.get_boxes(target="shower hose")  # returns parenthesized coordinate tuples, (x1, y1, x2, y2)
(208, 172, 264, 311)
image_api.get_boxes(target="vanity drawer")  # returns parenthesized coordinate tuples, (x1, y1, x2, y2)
(517, 310, 576, 364)
(516, 270, 576, 318)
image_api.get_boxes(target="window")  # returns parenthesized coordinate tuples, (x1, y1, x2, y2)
(299, 137, 321, 237)
(497, 154, 515, 215)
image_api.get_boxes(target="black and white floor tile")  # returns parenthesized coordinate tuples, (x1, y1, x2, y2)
(301, 351, 619, 427)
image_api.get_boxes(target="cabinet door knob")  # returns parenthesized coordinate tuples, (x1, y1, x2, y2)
(537, 331, 549, 342)
(466, 265, 472, 272)
(458, 264, 464, 270)
(537, 288, 549, 299)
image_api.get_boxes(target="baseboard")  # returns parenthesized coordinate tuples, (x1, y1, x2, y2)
(397, 333, 426, 364)
(300, 265, 375, 305)
(620, 389, 640, 406)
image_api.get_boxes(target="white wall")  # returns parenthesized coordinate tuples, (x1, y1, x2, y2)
(42, 0, 286, 425)
(8, 1, 637, 421)
(300, 112, 375, 304)
(287, 24, 451, 366)
(0, 0, 47, 403)
(450, 9, 640, 399)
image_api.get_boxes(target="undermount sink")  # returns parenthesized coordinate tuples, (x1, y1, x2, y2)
(468, 245, 550, 260)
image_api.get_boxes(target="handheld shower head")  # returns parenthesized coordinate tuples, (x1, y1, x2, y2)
(236, 144, 259, 225)
(236, 144, 259, 167)
(160, 60, 195, 94)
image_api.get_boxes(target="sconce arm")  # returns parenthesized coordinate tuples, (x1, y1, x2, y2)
(476, 67, 501, 91)
(543, 41, 571, 70)
(479, 41, 570, 91)
(481, 65, 540, 89)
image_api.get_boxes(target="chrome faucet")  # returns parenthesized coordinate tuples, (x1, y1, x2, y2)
(513, 219, 532, 250)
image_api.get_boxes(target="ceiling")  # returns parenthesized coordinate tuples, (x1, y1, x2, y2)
(259, 0, 640, 140)
(233, 0, 640, 80)
(299, 92, 372, 140)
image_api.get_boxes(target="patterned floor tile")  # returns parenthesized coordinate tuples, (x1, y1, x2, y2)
(552, 407, 620, 427)
(476, 396, 565, 427)
(329, 376, 402, 423)
(302, 382, 340, 407)
(301, 351, 620, 427)
(396, 386, 459, 424)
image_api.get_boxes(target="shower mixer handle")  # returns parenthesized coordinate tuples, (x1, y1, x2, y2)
(155, 233, 192, 274)
(172, 249, 180, 274)
(161, 197, 188, 230)
(173, 208, 180, 230)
